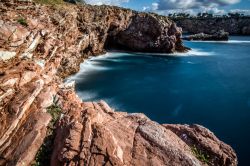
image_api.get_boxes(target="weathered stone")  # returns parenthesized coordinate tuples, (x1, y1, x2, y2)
(0, 51, 16, 61)
(163, 124, 238, 166)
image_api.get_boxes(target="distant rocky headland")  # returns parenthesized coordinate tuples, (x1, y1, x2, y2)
(182, 30, 229, 41)
(0, 0, 237, 165)
(171, 14, 250, 35)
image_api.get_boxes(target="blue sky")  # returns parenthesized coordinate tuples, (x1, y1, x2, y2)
(85, 0, 250, 15)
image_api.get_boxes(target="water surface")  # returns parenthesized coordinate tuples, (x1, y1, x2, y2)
(68, 36, 250, 165)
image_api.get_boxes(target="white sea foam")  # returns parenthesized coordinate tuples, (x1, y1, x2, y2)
(66, 53, 113, 82)
(170, 49, 214, 57)
(190, 40, 250, 44)
(228, 40, 250, 43)
(132, 48, 214, 57)
(66, 49, 213, 83)
(77, 91, 98, 101)
(187, 61, 195, 64)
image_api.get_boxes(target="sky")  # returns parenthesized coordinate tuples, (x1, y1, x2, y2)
(84, 0, 250, 15)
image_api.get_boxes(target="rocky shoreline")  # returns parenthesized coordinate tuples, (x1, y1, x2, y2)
(0, 0, 237, 165)
(173, 17, 250, 35)
(183, 30, 229, 41)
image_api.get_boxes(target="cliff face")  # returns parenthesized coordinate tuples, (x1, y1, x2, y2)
(0, 0, 237, 166)
(173, 17, 250, 35)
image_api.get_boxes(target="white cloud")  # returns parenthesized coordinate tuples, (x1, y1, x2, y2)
(156, 9, 197, 15)
(151, 3, 159, 10)
(153, 7, 226, 16)
(201, 6, 226, 15)
(157, 0, 241, 10)
(84, 0, 129, 6)
(144, 0, 241, 16)
(143, 6, 150, 11)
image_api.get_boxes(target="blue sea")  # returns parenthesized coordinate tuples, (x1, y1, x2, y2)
(68, 36, 250, 165)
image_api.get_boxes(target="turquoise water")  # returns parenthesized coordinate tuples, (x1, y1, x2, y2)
(69, 36, 250, 165)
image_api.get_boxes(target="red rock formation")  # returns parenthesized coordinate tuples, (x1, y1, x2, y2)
(164, 124, 238, 166)
(0, 0, 237, 165)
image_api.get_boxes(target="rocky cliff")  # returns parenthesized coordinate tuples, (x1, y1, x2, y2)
(173, 17, 250, 35)
(0, 0, 237, 166)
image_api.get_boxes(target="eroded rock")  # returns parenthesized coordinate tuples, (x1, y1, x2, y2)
(163, 124, 238, 166)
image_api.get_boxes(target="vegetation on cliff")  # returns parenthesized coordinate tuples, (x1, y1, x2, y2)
(33, 0, 65, 5)
(32, 103, 61, 166)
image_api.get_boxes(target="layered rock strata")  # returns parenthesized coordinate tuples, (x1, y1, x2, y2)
(0, 0, 237, 166)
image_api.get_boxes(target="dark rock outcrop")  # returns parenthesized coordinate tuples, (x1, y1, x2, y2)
(0, 0, 237, 165)
(183, 30, 229, 41)
(173, 17, 250, 35)
(114, 14, 183, 53)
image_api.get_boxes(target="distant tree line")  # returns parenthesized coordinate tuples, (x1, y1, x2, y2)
(168, 12, 250, 19)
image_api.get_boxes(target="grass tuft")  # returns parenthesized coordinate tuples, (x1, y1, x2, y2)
(17, 17, 28, 27)
(32, 104, 61, 166)
(191, 145, 210, 165)
(33, 0, 65, 5)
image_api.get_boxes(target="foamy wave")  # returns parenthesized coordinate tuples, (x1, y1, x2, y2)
(171, 49, 214, 57)
(187, 49, 214, 56)
(131, 49, 214, 57)
(66, 55, 112, 82)
(90, 52, 128, 60)
(228, 40, 250, 43)
(77, 91, 98, 101)
(190, 40, 250, 44)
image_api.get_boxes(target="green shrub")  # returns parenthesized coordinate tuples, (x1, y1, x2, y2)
(33, 0, 65, 5)
(191, 146, 210, 164)
(32, 104, 61, 166)
(17, 17, 28, 27)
